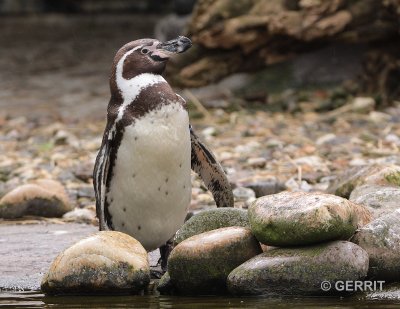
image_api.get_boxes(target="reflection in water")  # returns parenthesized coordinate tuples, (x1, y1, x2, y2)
(1, 292, 400, 309)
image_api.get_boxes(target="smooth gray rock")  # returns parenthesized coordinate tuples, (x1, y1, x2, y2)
(227, 241, 369, 296)
(168, 227, 262, 295)
(352, 209, 400, 282)
(349, 185, 400, 219)
(174, 208, 249, 244)
(249, 191, 371, 246)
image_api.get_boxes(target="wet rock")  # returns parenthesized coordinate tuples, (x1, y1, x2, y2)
(174, 208, 249, 244)
(167, 227, 262, 295)
(352, 209, 400, 282)
(242, 178, 286, 197)
(327, 164, 400, 198)
(365, 283, 400, 301)
(228, 241, 369, 296)
(249, 191, 371, 246)
(157, 272, 175, 295)
(349, 185, 400, 219)
(0, 179, 72, 219)
(41, 231, 150, 295)
(62, 207, 96, 225)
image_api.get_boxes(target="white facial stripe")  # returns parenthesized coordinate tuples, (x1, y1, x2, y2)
(108, 46, 167, 141)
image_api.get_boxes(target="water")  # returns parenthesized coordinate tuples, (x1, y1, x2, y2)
(1, 292, 400, 309)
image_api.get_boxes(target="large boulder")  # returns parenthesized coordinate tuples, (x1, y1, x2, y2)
(228, 241, 369, 296)
(167, 226, 262, 295)
(174, 208, 249, 244)
(0, 179, 72, 219)
(352, 209, 400, 282)
(41, 231, 150, 295)
(327, 164, 400, 198)
(349, 185, 400, 219)
(249, 191, 371, 246)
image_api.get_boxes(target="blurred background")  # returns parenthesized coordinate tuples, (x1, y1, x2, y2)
(1, 0, 400, 120)
(1, 0, 400, 214)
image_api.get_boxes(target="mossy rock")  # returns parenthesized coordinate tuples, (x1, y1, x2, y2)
(249, 191, 370, 246)
(41, 231, 150, 295)
(157, 272, 175, 295)
(227, 241, 369, 296)
(174, 208, 249, 244)
(327, 164, 400, 198)
(167, 227, 261, 295)
(352, 209, 400, 282)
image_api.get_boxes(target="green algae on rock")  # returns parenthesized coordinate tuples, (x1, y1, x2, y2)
(227, 241, 369, 296)
(249, 191, 371, 246)
(327, 164, 400, 198)
(157, 272, 175, 295)
(352, 209, 400, 282)
(167, 226, 262, 295)
(174, 208, 249, 244)
(41, 231, 150, 295)
(0, 179, 72, 219)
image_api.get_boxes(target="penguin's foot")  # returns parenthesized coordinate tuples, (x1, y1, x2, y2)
(150, 268, 164, 279)
(159, 239, 174, 272)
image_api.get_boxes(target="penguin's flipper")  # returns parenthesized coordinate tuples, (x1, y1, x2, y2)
(190, 125, 234, 207)
(93, 138, 112, 231)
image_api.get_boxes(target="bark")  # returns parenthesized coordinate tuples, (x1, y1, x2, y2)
(169, 0, 400, 104)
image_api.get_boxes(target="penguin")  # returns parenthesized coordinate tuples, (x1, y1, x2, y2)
(93, 36, 234, 271)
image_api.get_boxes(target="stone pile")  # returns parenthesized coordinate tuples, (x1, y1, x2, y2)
(33, 164, 400, 296)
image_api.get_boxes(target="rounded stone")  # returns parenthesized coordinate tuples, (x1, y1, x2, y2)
(41, 231, 150, 295)
(157, 272, 174, 295)
(327, 164, 400, 198)
(242, 178, 286, 197)
(228, 240, 369, 296)
(352, 209, 400, 282)
(174, 208, 249, 244)
(249, 191, 371, 246)
(349, 184, 400, 219)
(168, 226, 262, 295)
(0, 179, 72, 219)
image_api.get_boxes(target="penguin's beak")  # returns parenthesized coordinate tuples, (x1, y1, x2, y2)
(151, 36, 192, 61)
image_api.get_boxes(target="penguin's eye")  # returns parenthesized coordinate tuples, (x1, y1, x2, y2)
(141, 48, 150, 55)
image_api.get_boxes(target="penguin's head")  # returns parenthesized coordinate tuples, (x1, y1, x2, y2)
(113, 36, 192, 79)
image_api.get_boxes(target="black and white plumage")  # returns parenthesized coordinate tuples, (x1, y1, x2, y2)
(93, 36, 233, 263)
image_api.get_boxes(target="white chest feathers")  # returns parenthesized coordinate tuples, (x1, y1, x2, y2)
(107, 103, 192, 251)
